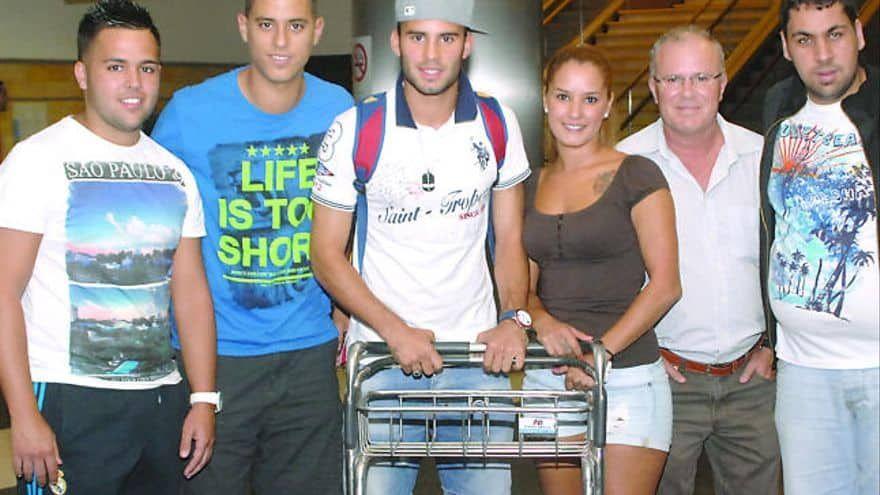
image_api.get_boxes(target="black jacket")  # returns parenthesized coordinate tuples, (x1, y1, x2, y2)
(758, 64, 879, 349)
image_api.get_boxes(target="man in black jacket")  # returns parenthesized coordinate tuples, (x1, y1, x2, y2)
(759, 1, 879, 493)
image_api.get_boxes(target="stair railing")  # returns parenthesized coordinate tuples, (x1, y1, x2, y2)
(618, 0, 742, 133)
(725, 0, 783, 117)
(725, 0, 781, 79)
(543, 0, 577, 26)
(861, 0, 880, 22)
(561, 0, 628, 48)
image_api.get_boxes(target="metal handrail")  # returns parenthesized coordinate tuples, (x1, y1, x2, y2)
(618, 0, 742, 131)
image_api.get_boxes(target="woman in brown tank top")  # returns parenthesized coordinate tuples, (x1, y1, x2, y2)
(522, 45, 682, 495)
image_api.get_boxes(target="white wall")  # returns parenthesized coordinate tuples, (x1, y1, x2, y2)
(0, 0, 353, 63)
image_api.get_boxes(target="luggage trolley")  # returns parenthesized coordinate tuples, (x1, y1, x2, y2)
(344, 341, 608, 495)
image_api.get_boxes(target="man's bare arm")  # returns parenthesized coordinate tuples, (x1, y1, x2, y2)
(0, 227, 62, 486)
(170, 237, 216, 479)
(475, 184, 529, 373)
(489, 184, 529, 315)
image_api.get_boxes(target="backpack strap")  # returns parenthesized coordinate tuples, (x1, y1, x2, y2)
(352, 93, 388, 192)
(474, 92, 509, 261)
(351, 93, 388, 271)
(475, 92, 508, 171)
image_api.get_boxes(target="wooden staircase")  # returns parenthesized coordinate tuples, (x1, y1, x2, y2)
(543, 0, 771, 136)
(543, 0, 878, 137)
(722, 0, 879, 132)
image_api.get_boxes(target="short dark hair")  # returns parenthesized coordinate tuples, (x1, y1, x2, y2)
(780, 0, 859, 34)
(77, 0, 160, 60)
(395, 22, 470, 36)
(244, 0, 318, 16)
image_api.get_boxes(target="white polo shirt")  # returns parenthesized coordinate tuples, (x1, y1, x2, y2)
(312, 77, 531, 344)
(617, 116, 765, 363)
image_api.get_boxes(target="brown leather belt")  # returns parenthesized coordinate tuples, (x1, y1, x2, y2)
(659, 339, 763, 376)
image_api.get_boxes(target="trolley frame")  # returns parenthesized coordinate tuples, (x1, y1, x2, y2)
(343, 341, 608, 495)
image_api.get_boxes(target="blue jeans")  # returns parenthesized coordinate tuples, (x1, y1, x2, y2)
(360, 367, 512, 495)
(776, 360, 880, 495)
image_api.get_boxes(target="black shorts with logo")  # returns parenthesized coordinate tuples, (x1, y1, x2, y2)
(18, 381, 187, 495)
(180, 338, 343, 495)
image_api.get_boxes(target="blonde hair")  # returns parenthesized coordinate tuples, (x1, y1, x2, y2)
(648, 25, 726, 77)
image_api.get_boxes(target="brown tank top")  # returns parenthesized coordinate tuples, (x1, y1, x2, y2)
(523, 155, 669, 368)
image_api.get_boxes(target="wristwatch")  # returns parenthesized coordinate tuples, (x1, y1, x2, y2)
(190, 392, 223, 413)
(500, 308, 533, 330)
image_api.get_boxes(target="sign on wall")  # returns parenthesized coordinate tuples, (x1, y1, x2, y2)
(351, 36, 372, 100)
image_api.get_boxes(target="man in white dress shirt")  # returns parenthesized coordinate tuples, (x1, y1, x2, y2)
(617, 25, 779, 495)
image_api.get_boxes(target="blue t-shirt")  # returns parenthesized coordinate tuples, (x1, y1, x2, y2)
(152, 68, 354, 356)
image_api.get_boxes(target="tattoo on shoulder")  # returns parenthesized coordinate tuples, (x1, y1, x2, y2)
(593, 171, 615, 195)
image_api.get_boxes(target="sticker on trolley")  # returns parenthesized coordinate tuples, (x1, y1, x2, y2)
(519, 414, 558, 440)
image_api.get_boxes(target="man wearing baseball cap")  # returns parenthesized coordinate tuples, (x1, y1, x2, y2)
(312, 0, 532, 493)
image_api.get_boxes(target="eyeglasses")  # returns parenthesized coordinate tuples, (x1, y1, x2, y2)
(652, 72, 723, 89)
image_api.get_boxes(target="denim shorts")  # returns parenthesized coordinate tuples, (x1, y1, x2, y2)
(522, 358, 673, 451)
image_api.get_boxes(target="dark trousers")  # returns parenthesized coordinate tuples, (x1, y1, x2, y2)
(658, 370, 781, 495)
(18, 382, 187, 495)
(180, 339, 342, 495)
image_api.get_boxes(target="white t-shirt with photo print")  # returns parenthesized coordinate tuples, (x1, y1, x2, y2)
(0, 116, 205, 389)
(312, 84, 531, 344)
(768, 99, 879, 369)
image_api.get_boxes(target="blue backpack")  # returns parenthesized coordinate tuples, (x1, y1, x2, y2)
(350, 91, 510, 270)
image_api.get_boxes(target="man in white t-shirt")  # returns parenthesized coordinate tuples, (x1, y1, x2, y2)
(759, 0, 879, 493)
(310, 1, 531, 493)
(0, 2, 218, 494)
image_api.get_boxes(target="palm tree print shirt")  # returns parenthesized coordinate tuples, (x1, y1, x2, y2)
(768, 98, 879, 369)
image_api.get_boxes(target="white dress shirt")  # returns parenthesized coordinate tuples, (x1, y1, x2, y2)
(617, 116, 765, 363)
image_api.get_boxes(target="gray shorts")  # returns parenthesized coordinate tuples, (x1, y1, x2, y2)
(180, 339, 342, 495)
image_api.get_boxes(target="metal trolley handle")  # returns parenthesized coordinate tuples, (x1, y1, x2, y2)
(355, 340, 607, 384)
(344, 341, 609, 448)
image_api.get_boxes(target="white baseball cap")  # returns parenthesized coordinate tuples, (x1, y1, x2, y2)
(395, 0, 487, 34)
